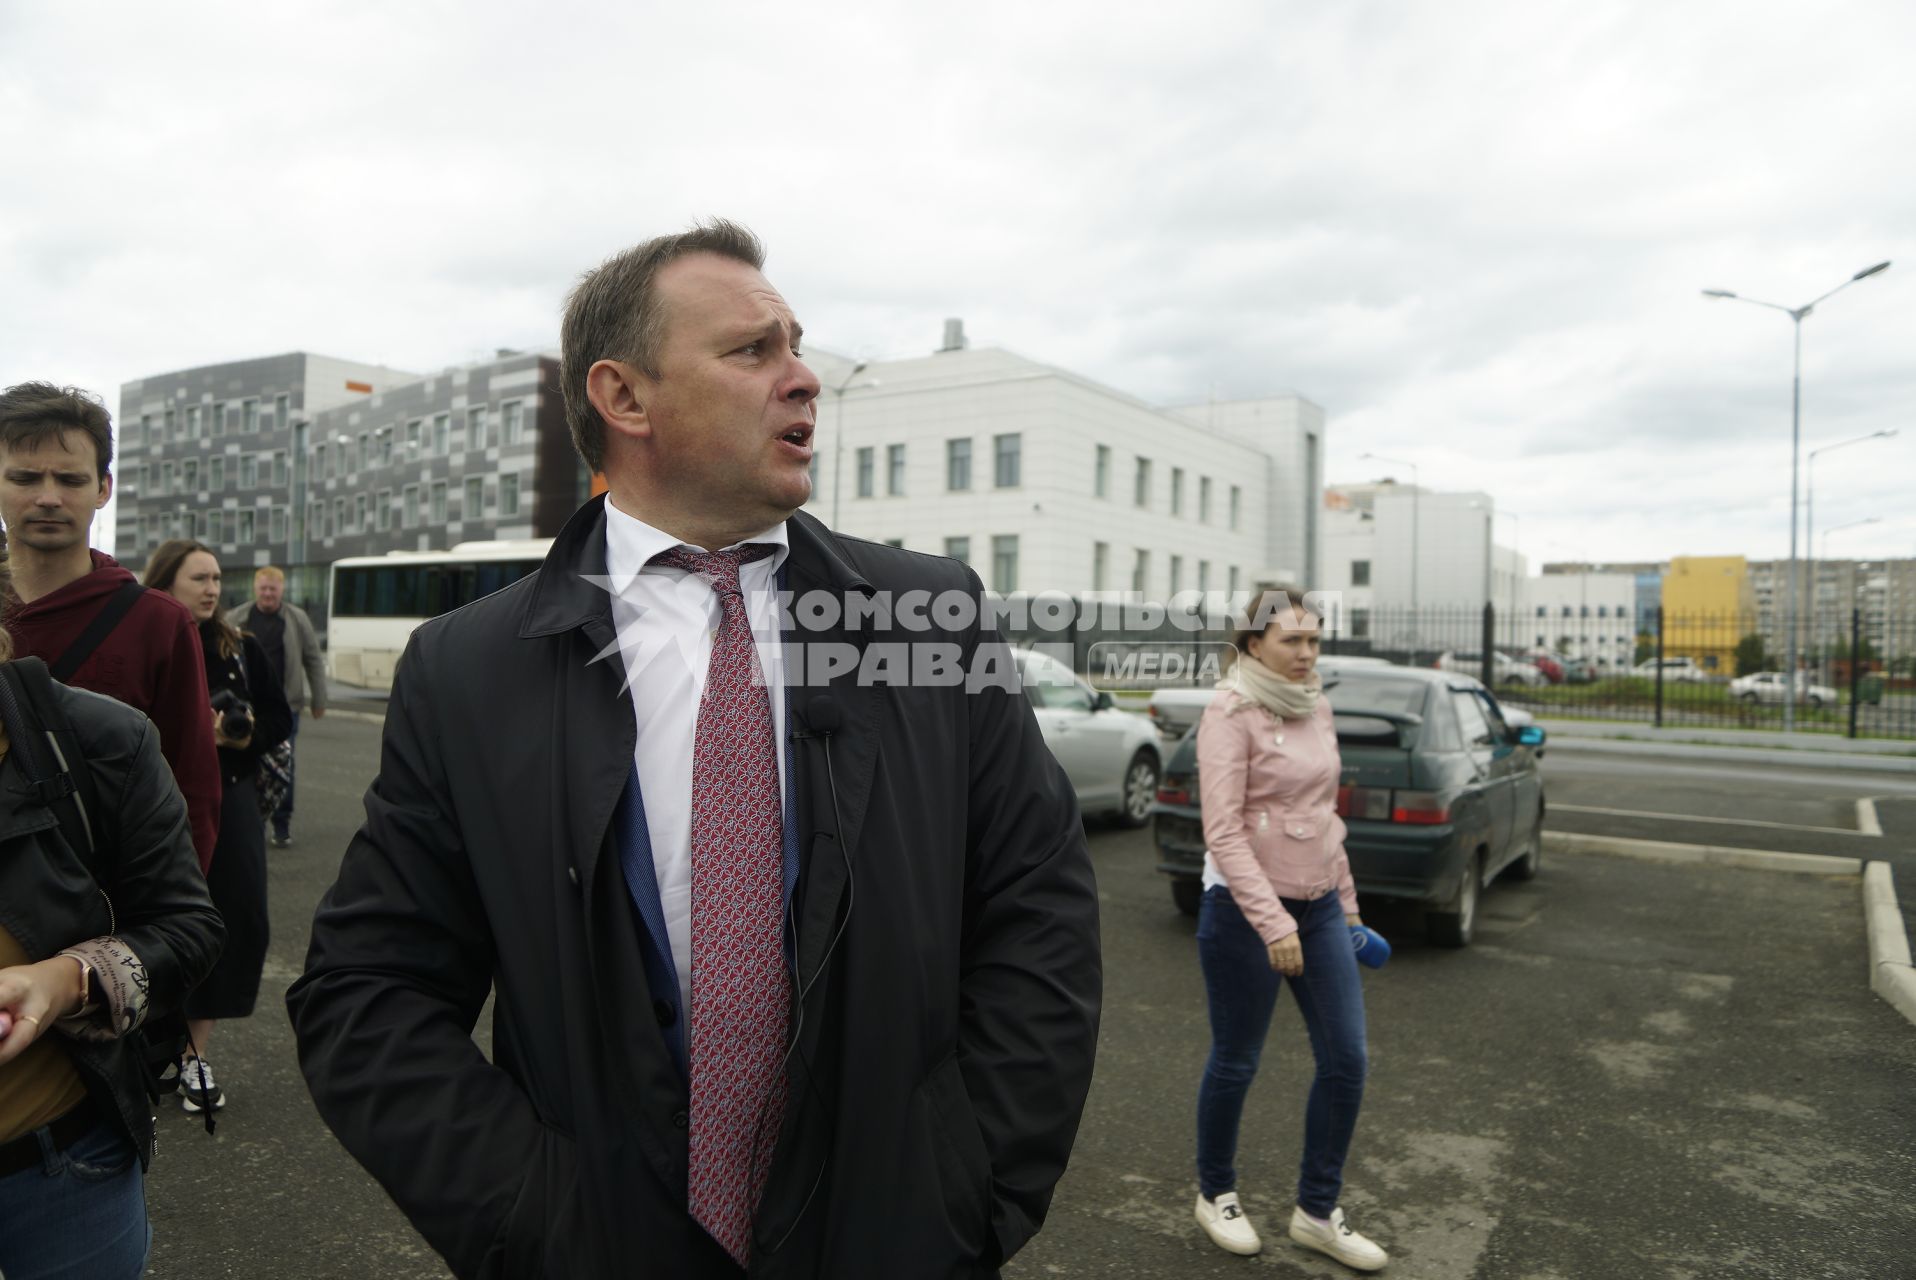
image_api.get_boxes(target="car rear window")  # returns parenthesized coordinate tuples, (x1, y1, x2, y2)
(1326, 676, 1427, 718)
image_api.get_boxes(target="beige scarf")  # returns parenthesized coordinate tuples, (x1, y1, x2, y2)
(1219, 654, 1321, 721)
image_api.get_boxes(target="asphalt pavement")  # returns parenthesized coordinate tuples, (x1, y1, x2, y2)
(138, 716, 1916, 1279)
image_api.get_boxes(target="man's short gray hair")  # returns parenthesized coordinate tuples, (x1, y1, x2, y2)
(559, 218, 766, 474)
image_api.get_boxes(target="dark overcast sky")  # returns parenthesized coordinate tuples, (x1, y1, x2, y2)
(4, 0, 1911, 564)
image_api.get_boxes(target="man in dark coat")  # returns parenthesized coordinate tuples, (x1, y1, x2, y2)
(288, 220, 1102, 1279)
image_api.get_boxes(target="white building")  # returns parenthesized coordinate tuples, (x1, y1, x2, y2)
(1517, 573, 1638, 668)
(803, 336, 1325, 600)
(1318, 481, 1524, 650)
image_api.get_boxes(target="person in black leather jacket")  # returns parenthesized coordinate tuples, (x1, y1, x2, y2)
(0, 599, 224, 1280)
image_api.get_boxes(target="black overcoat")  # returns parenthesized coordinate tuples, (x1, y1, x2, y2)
(287, 498, 1102, 1279)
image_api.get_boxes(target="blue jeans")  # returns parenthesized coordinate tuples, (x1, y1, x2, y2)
(0, 1115, 149, 1280)
(273, 710, 300, 836)
(1195, 886, 1368, 1218)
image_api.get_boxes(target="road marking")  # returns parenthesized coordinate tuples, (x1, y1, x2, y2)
(1551, 802, 1879, 838)
(1857, 798, 1883, 837)
(1544, 831, 1864, 876)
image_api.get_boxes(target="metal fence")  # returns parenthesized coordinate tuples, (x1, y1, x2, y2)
(1002, 594, 1916, 741)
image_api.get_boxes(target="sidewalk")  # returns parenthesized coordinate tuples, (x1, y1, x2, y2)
(1538, 717, 1916, 773)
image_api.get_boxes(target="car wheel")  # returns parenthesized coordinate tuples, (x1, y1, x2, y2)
(1426, 848, 1483, 948)
(1117, 749, 1159, 828)
(1172, 876, 1203, 917)
(1740, 692, 1759, 704)
(1505, 809, 1543, 882)
(1807, 694, 1825, 709)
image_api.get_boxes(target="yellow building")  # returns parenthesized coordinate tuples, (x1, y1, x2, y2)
(1662, 555, 1758, 674)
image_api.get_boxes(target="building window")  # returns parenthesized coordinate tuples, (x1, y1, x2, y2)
(1095, 444, 1110, 498)
(1132, 549, 1150, 593)
(946, 438, 971, 491)
(432, 413, 450, 455)
(186, 406, 200, 438)
(856, 447, 874, 498)
(991, 535, 1019, 595)
(1536, 605, 1546, 618)
(1229, 565, 1240, 594)
(945, 536, 969, 564)
(379, 428, 394, 467)
(887, 444, 906, 497)
(993, 433, 1021, 488)
(1169, 555, 1183, 594)
(1229, 485, 1242, 531)
(884, 538, 904, 548)
(204, 511, 222, 545)
(1134, 457, 1151, 507)
(500, 473, 520, 516)
(238, 509, 255, 543)
(406, 419, 423, 453)
(273, 394, 289, 432)
(138, 414, 152, 447)
(377, 490, 392, 531)
(161, 461, 175, 494)
(270, 506, 287, 543)
(404, 485, 420, 528)
(1093, 541, 1109, 590)
(1198, 560, 1211, 593)
(272, 451, 288, 486)
(160, 409, 174, 443)
(1352, 608, 1372, 639)
(430, 481, 447, 524)
(335, 497, 348, 535)
(1352, 559, 1371, 587)
(502, 401, 524, 445)
(1598, 605, 1609, 618)
(314, 444, 326, 480)
(183, 459, 199, 492)
(464, 477, 483, 518)
(1200, 476, 1213, 523)
(210, 402, 226, 437)
(240, 455, 258, 488)
(210, 457, 225, 491)
(242, 399, 259, 433)
(1171, 467, 1185, 517)
(358, 432, 371, 471)
(356, 494, 368, 530)
(468, 406, 488, 450)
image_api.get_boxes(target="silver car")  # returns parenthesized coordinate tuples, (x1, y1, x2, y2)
(1015, 648, 1163, 826)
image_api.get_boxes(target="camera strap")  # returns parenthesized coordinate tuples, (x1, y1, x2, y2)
(0, 657, 103, 872)
(50, 581, 148, 684)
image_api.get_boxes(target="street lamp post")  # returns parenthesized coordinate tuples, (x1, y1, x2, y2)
(1360, 452, 1419, 661)
(1807, 429, 1898, 682)
(826, 361, 870, 529)
(1702, 259, 1891, 730)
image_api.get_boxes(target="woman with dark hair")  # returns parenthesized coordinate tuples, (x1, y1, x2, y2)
(0, 551, 224, 1279)
(1190, 585, 1388, 1271)
(141, 539, 290, 1116)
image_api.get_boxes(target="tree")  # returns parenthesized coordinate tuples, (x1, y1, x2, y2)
(1635, 631, 1655, 666)
(1733, 633, 1769, 677)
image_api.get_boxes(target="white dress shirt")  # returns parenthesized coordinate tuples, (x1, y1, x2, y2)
(603, 497, 790, 1020)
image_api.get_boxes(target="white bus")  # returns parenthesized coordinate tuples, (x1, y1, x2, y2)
(326, 539, 553, 691)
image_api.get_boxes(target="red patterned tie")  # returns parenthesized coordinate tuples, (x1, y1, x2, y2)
(653, 543, 789, 1269)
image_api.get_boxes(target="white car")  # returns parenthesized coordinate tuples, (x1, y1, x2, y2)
(1729, 671, 1838, 707)
(1015, 649, 1163, 826)
(1436, 650, 1546, 687)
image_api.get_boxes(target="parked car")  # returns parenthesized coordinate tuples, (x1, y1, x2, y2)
(1145, 656, 1392, 738)
(1522, 650, 1566, 684)
(1556, 656, 1599, 684)
(1633, 657, 1709, 684)
(1152, 663, 1547, 946)
(1728, 671, 1839, 707)
(1015, 647, 1163, 826)
(1436, 650, 1546, 688)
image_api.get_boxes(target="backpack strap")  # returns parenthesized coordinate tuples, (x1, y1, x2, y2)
(50, 580, 148, 684)
(0, 658, 103, 872)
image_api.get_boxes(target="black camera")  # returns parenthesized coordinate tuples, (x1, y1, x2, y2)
(210, 689, 254, 740)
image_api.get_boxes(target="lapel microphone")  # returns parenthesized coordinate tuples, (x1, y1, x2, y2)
(793, 694, 842, 739)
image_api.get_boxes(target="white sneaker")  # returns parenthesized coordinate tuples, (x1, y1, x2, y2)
(1194, 1191, 1262, 1256)
(1289, 1206, 1388, 1271)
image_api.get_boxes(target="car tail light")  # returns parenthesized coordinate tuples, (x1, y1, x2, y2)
(1157, 774, 1191, 805)
(1336, 785, 1393, 821)
(1390, 790, 1451, 825)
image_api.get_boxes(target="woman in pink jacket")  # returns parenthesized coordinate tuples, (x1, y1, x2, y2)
(1190, 586, 1388, 1272)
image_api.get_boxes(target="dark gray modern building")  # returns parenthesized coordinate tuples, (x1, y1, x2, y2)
(116, 350, 587, 620)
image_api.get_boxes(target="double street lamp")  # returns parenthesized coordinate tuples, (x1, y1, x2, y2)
(1702, 258, 1891, 731)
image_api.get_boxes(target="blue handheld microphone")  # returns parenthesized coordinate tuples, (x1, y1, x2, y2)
(1350, 924, 1391, 969)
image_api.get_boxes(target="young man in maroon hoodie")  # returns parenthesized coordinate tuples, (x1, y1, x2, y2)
(0, 382, 221, 871)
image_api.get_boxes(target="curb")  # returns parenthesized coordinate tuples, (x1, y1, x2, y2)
(1542, 830, 1864, 876)
(1545, 737, 1916, 774)
(1863, 862, 1916, 1028)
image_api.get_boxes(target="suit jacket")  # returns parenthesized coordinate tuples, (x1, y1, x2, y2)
(287, 496, 1102, 1279)
(227, 599, 328, 712)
